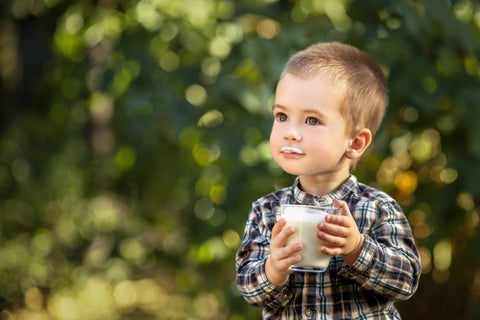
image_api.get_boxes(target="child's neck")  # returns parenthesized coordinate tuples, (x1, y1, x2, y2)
(298, 170, 350, 197)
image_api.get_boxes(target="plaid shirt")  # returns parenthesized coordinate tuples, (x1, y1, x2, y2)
(236, 175, 421, 319)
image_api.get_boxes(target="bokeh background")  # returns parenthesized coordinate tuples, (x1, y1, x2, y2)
(1, 0, 480, 319)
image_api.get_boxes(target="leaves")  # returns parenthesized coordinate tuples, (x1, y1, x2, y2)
(1, 0, 480, 319)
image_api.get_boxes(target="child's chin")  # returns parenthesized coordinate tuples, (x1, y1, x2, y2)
(281, 167, 304, 176)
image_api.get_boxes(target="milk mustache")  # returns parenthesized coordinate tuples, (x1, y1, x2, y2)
(282, 205, 334, 270)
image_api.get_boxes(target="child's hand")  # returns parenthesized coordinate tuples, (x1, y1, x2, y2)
(317, 199, 365, 266)
(265, 218, 302, 287)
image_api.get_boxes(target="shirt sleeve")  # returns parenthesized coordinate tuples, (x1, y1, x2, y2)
(235, 202, 294, 309)
(338, 199, 421, 301)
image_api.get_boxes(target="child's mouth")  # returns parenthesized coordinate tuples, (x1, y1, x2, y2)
(281, 146, 304, 156)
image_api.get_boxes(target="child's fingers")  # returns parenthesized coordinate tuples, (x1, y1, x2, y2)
(272, 218, 298, 247)
(317, 229, 346, 256)
(324, 215, 354, 230)
(320, 245, 343, 256)
(332, 199, 351, 217)
(268, 255, 301, 276)
(272, 218, 287, 238)
(269, 219, 303, 274)
(318, 221, 348, 237)
(273, 234, 303, 260)
(276, 249, 302, 269)
(283, 242, 302, 257)
(317, 229, 345, 247)
(326, 200, 355, 228)
(284, 254, 302, 270)
(321, 200, 364, 259)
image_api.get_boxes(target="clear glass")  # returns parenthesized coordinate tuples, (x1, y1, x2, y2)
(281, 204, 341, 273)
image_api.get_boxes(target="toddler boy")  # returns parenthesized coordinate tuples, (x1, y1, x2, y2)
(236, 42, 421, 319)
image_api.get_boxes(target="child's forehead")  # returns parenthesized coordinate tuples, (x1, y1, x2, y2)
(282, 70, 345, 89)
(277, 72, 346, 101)
(274, 75, 346, 117)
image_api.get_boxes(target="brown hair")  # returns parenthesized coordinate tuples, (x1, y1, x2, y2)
(282, 42, 388, 136)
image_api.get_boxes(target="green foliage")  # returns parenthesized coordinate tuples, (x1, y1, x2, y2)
(0, 0, 480, 319)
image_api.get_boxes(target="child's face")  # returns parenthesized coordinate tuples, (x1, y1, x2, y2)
(270, 73, 352, 179)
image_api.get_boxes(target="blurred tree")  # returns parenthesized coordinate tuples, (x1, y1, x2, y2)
(0, 0, 479, 319)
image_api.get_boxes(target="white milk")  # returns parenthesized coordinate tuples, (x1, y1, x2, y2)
(282, 205, 333, 269)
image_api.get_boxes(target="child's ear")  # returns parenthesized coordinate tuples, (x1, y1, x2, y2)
(345, 128, 372, 160)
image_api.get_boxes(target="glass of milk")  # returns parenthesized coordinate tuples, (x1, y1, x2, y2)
(281, 204, 341, 273)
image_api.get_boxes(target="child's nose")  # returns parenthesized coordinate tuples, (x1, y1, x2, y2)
(284, 124, 302, 141)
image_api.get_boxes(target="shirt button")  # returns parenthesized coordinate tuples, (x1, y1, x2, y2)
(305, 309, 313, 318)
(281, 293, 289, 299)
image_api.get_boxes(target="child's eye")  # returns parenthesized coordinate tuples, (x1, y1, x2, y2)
(276, 113, 288, 122)
(306, 117, 319, 125)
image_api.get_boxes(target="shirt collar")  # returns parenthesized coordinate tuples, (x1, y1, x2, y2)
(292, 175, 357, 206)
